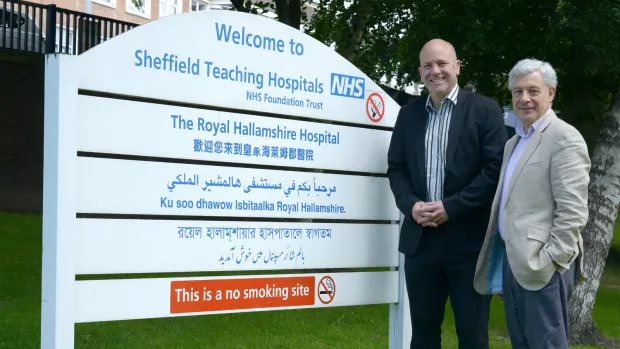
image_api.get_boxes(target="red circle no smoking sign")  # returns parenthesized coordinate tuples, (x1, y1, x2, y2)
(366, 92, 385, 123)
(318, 276, 336, 304)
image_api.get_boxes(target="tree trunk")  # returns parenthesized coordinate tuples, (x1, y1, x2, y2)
(336, 1, 372, 63)
(274, 0, 301, 29)
(230, 0, 301, 30)
(568, 89, 620, 347)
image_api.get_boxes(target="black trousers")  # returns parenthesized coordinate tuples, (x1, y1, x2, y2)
(404, 227, 491, 349)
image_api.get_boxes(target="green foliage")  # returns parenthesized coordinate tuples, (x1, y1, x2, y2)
(308, 0, 620, 133)
(229, 0, 310, 29)
(305, 0, 412, 85)
(230, 0, 276, 14)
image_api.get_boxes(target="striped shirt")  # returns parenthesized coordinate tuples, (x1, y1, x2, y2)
(424, 84, 459, 202)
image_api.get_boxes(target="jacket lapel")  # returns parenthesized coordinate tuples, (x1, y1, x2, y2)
(414, 101, 428, 201)
(500, 137, 519, 183)
(492, 137, 518, 213)
(445, 89, 468, 172)
(502, 112, 557, 209)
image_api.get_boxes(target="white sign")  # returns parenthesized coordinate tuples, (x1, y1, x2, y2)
(76, 156, 400, 220)
(77, 95, 392, 173)
(77, 11, 399, 127)
(41, 8, 409, 349)
(75, 219, 399, 274)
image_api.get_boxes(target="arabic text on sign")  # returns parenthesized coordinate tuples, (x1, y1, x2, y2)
(218, 245, 306, 266)
(167, 174, 337, 197)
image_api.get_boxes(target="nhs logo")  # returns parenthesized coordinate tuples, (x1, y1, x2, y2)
(330, 73, 365, 99)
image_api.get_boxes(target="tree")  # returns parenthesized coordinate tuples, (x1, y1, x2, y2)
(306, 1, 378, 69)
(551, 2, 620, 345)
(308, 0, 620, 345)
(228, 0, 309, 29)
(569, 89, 620, 347)
(305, 0, 417, 99)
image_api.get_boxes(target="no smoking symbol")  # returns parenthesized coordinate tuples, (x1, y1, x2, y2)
(318, 276, 336, 304)
(366, 92, 385, 123)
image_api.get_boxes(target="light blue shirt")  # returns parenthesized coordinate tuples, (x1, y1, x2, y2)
(498, 109, 552, 239)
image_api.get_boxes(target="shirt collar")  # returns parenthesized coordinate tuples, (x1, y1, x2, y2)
(516, 108, 552, 138)
(426, 84, 459, 113)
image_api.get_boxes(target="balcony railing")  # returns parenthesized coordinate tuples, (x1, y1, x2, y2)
(1, 0, 137, 54)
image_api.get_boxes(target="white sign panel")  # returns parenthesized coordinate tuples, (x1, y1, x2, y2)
(75, 219, 399, 274)
(77, 11, 399, 127)
(77, 95, 392, 173)
(42, 5, 411, 347)
(74, 271, 398, 323)
(76, 157, 400, 220)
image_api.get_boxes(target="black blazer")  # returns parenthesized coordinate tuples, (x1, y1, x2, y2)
(387, 88, 508, 255)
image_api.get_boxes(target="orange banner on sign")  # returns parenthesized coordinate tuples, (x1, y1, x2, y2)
(170, 276, 315, 314)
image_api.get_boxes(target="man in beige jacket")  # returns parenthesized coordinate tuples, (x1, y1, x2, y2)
(473, 58, 590, 349)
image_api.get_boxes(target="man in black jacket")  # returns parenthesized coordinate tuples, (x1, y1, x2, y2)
(387, 38, 508, 349)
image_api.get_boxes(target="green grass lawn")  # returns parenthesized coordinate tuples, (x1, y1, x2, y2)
(1, 212, 619, 348)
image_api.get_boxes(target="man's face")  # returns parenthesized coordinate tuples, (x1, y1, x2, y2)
(418, 42, 460, 100)
(511, 71, 555, 128)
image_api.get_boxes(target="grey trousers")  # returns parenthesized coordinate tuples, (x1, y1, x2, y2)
(502, 252, 577, 349)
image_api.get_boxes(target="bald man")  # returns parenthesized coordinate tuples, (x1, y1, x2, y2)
(387, 39, 508, 349)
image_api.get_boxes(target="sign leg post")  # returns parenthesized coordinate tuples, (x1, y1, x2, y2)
(388, 254, 411, 349)
(389, 214, 411, 349)
(41, 53, 78, 349)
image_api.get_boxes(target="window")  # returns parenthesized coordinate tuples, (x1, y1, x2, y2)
(126, 0, 151, 19)
(160, 0, 180, 17)
(92, 0, 116, 9)
(209, 0, 232, 10)
(190, 0, 210, 11)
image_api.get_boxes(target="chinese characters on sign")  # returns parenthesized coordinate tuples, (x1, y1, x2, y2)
(193, 139, 315, 163)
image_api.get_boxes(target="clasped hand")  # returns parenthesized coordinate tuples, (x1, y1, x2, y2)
(412, 201, 448, 228)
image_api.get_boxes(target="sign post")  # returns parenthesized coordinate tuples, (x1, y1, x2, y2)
(41, 10, 410, 348)
(41, 54, 78, 349)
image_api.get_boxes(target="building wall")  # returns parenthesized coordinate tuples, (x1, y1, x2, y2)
(22, 0, 317, 29)
(22, 0, 151, 24)
(25, 0, 215, 25)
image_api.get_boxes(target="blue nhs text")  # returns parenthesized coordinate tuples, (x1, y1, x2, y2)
(330, 73, 365, 99)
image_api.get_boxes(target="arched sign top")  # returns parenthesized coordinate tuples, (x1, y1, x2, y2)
(77, 10, 399, 128)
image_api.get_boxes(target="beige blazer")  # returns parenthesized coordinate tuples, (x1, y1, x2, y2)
(473, 111, 590, 293)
